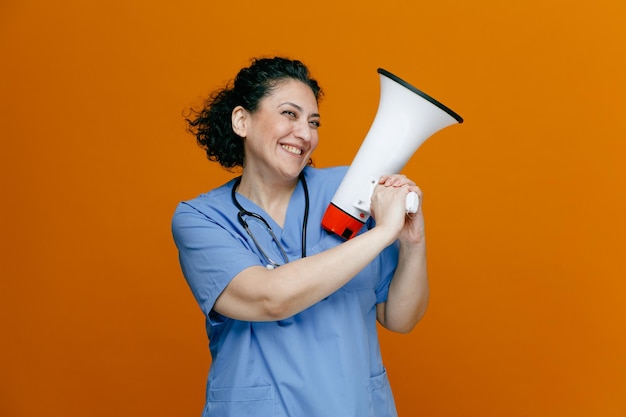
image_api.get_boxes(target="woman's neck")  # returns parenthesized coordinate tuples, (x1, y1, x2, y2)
(237, 173, 299, 227)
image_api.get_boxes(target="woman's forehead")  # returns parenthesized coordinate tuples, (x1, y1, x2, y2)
(264, 79, 318, 108)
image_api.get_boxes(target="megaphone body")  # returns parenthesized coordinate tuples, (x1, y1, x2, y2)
(321, 69, 463, 240)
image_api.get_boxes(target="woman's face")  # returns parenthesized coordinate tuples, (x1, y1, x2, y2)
(235, 79, 320, 181)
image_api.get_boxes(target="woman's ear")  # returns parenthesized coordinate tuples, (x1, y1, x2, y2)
(231, 106, 248, 138)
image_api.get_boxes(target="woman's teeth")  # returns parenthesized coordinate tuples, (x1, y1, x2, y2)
(281, 144, 302, 155)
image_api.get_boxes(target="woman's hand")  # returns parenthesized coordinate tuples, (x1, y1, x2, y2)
(370, 174, 425, 245)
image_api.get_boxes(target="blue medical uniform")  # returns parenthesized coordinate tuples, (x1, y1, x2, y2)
(172, 166, 400, 417)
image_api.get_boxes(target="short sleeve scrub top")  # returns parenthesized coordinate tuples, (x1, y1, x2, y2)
(172, 166, 400, 417)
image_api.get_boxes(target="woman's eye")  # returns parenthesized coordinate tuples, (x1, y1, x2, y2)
(282, 110, 297, 118)
(309, 120, 321, 128)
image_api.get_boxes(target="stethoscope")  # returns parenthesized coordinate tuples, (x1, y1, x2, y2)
(231, 172, 309, 269)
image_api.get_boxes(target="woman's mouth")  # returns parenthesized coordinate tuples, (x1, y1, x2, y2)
(281, 144, 303, 156)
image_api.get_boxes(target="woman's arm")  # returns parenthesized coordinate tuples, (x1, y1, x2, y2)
(214, 224, 399, 321)
(374, 175, 430, 333)
(376, 240, 429, 333)
(213, 177, 411, 322)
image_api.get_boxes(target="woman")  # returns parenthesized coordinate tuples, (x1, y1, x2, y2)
(172, 57, 429, 417)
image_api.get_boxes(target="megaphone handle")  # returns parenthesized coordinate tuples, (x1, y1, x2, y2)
(406, 191, 420, 214)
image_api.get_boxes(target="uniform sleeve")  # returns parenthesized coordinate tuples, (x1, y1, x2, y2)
(171, 202, 261, 316)
(374, 240, 400, 304)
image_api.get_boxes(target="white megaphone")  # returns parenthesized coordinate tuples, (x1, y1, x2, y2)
(321, 68, 463, 240)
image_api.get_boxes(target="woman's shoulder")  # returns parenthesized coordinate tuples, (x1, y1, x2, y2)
(303, 165, 348, 184)
(302, 166, 349, 203)
(172, 178, 237, 222)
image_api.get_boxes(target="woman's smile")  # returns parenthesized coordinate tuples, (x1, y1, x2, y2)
(280, 143, 303, 156)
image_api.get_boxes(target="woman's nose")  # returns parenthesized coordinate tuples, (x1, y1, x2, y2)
(294, 120, 312, 141)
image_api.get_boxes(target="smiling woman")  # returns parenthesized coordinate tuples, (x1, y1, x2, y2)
(171, 56, 430, 417)
(231, 78, 321, 190)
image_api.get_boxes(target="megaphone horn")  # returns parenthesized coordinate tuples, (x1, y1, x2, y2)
(321, 68, 463, 240)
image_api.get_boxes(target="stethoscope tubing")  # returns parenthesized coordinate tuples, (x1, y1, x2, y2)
(231, 172, 309, 267)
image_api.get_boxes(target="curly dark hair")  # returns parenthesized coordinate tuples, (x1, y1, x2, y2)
(185, 57, 323, 169)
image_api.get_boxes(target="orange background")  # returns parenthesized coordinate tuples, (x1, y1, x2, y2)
(2, 1, 625, 416)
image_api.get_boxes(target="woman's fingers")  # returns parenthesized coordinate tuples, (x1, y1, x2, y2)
(379, 174, 416, 188)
